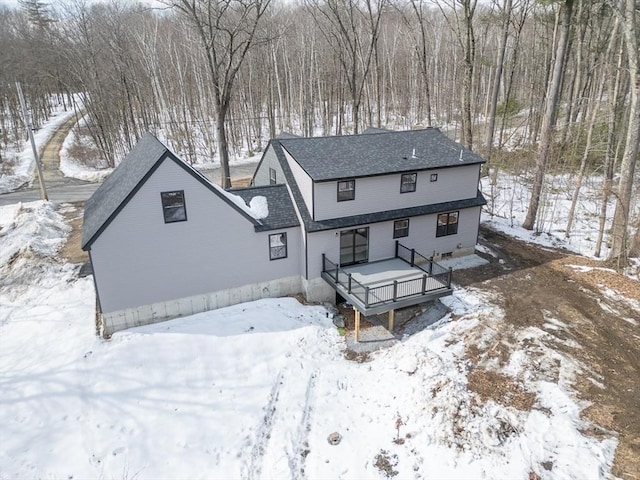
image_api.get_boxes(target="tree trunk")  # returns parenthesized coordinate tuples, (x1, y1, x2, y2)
(566, 71, 605, 237)
(595, 22, 623, 257)
(608, 0, 639, 264)
(485, 0, 512, 161)
(461, 0, 476, 151)
(523, 0, 574, 231)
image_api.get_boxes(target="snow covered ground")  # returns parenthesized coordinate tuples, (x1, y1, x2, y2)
(0, 105, 79, 194)
(480, 173, 609, 257)
(59, 118, 113, 183)
(0, 201, 618, 479)
(1, 112, 633, 478)
(59, 117, 262, 179)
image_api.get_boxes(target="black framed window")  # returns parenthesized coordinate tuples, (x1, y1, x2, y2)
(393, 219, 409, 238)
(269, 167, 277, 185)
(430, 173, 438, 182)
(400, 173, 417, 193)
(161, 190, 187, 223)
(337, 179, 355, 201)
(269, 233, 287, 260)
(436, 212, 459, 237)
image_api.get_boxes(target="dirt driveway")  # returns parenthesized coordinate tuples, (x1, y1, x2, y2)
(456, 226, 640, 479)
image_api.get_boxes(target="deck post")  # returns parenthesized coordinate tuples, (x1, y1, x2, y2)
(422, 274, 427, 294)
(354, 307, 361, 343)
(428, 259, 433, 275)
(395, 240, 399, 258)
(322, 253, 325, 272)
(447, 267, 453, 288)
(388, 309, 395, 331)
(335, 264, 339, 282)
(348, 273, 352, 293)
(393, 280, 398, 301)
(411, 249, 415, 267)
(365, 287, 370, 308)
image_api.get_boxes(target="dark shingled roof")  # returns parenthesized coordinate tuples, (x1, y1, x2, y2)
(230, 184, 300, 232)
(82, 133, 168, 249)
(277, 128, 485, 181)
(267, 137, 486, 234)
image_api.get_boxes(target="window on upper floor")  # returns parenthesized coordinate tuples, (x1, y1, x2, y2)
(393, 219, 409, 238)
(430, 173, 438, 182)
(400, 172, 417, 193)
(269, 167, 277, 185)
(161, 190, 187, 223)
(436, 211, 459, 237)
(269, 233, 287, 260)
(337, 179, 355, 201)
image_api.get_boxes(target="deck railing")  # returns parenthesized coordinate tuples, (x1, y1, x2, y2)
(321, 243, 452, 309)
(395, 241, 452, 289)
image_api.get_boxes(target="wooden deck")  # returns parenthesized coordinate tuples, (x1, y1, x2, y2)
(321, 245, 453, 316)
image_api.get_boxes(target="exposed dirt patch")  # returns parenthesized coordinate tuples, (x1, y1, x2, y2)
(59, 203, 88, 265)
(232, 176, 252, 188)
(457, 225, 640, 479)
(41, 113, 79, 182)
(467, 368, 536, 411)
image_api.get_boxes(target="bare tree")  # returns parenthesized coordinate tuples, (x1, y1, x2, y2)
(307, 0, 386, 134)
(484, 0, 512, 161)
(608, 0, 639, 265)
(434, 0, 477, 150)
(170, 0, 271, 188)
(523, 0, 575, 230)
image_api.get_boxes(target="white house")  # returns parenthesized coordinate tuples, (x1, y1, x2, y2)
(82, 128, 486, 336)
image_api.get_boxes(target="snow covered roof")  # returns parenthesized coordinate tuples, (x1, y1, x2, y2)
(230, 185, 300, 232)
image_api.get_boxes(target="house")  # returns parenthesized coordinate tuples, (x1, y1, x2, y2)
(82, 128, 486, 336)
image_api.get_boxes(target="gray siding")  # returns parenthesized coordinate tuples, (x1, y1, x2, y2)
(306, 206, 481, 278)
(283, 149, 314, 218)
(90, 157, 302, 313)
(252, 146, 285, 186)
(313, 164, 480, 221)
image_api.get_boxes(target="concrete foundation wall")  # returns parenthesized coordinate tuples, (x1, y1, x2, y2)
(303, 277, 336, 304)
(102, 275, 302, 336)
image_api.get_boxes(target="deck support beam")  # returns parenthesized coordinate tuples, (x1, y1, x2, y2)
(354, 307, 361, 343)
(388, 309, 395, 331)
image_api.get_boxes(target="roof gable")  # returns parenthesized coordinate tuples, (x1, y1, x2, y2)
(82, 133, 261, 250)
(277, 128, 485, 181)
(82, 133, 167, 249)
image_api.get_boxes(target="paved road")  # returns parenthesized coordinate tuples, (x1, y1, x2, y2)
(0, 162, 260, 206)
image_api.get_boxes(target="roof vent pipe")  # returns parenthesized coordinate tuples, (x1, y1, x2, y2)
(459, 149, 464, 162)
(411, 148, 417, 159)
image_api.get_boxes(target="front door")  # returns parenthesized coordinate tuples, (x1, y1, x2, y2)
(340, 228, 369, 265)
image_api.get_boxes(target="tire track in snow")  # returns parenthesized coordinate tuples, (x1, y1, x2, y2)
(246, 371, 284, 480)
(288, 370, 318, 479)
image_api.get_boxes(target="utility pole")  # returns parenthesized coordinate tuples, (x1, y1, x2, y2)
(16, 81, 48, 201)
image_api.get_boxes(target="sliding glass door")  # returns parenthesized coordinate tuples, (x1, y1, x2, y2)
(339, 228, 369, 265)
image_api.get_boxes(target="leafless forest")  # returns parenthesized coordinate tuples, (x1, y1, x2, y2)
(0, 0, 638, 263)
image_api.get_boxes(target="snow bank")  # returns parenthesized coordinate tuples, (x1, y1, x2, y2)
(0, 106, 79, 194)
(0, 201, 73, 292)
(59, 119, 113, 182)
